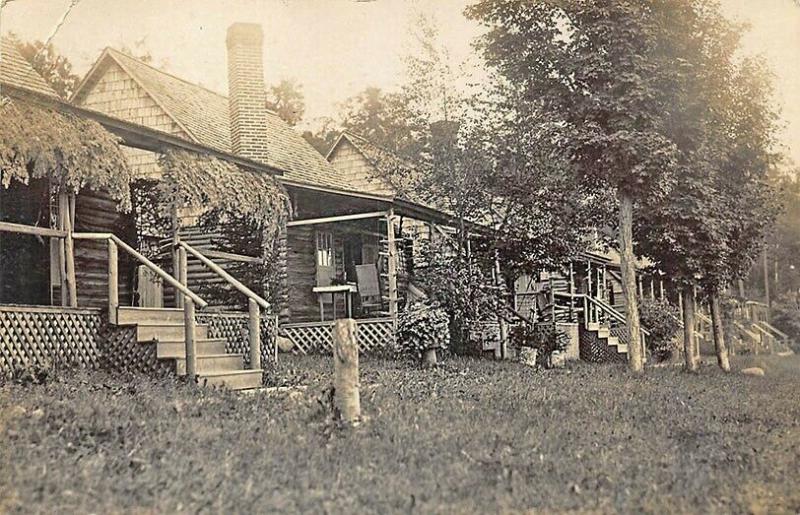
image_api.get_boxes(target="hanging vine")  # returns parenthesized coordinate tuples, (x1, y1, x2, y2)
(157, 150, 291, 308)
(0, 99, 132, 209)
(157, 150, 290, 244)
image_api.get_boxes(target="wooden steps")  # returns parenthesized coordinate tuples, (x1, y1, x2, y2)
(175, 353, 244, 375)
(117, 307, 262, 390)
(154, 338, 227, 359)
(584, 323, 628, 357)
(199, 369, 263, 390)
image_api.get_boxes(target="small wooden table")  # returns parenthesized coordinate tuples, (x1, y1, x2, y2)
(313, 284, 358, 320)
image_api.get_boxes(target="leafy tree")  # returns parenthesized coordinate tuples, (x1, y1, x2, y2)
(266, 78, 305, 127)
(301, 117, 339, 155)
(11, 36, 79, 99)
(767, 170, 800, 298)
(467, 1, 692, 373)
(338, 86, 414, 155)
(635, 8, 781, 373)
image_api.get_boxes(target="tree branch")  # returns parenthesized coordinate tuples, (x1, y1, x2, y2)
(35, 0, 81, 58)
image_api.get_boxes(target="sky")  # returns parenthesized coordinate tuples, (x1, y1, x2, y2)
(1, 0, 798, 164)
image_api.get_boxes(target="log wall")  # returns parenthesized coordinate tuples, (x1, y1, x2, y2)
(71, 188, 136, 309)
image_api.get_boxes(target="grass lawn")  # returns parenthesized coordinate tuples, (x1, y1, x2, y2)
(1, 354, 799, 514)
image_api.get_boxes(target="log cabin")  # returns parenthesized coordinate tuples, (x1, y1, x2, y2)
(1, 25, 472, 383)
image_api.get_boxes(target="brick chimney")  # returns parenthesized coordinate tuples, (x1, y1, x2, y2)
(226, 23, 269, 162)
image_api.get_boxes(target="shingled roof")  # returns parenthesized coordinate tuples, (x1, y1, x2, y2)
(0, 38, 59, 97)
(71, 48, 352, 190)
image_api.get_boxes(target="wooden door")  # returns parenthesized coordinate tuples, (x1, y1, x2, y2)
(315, 231, 334, 305)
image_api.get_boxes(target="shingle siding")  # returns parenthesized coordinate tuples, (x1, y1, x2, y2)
(328, 139, 396, 195)
(76, 61, 189, 179)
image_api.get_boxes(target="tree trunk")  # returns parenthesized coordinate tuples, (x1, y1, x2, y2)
(681, 288, 698, 372)
(332, 319, 361, 425)
(422, 348, 437, 367)
(763, 249, 770, 320)
(709, 293, 731, 372)
(617, 193, 644, 373)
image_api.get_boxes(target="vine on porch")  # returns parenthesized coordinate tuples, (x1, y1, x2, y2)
(0, 99, 132, 209)
(157, 150, 292, 309)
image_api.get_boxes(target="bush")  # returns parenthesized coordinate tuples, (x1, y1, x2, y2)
(638, 297, 682, 362)
(396, 301, 450, 360)
(509, 323, 568, 368)
(771, 294, 800, 351)
(414, 240, 500, 355)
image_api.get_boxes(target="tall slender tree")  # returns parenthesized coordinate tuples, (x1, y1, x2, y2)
(467, 1, 695, 372)
(634, 5, 781, 371)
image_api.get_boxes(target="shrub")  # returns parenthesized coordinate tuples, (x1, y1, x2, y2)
(396, 301, 450, 360)
(414, 240, 500, 355)
(771, 293, 800, 351)
(638, 297, 682, 361)
(509, 323, 568, 368)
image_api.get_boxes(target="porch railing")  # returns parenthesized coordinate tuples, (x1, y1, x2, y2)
(543, 289, 649, 354)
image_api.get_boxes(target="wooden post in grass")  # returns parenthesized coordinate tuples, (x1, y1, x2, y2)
(422, 347, 438, 367)
(333, 319, 360, 424)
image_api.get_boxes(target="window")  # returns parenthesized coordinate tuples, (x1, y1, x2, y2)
(316, 231, 333, 267)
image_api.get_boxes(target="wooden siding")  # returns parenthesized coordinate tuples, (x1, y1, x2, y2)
(72, 189, 135, 309)
(75, 61, 188, 179)
(286, 226, 319, 322)
(327, 139, 395, 196)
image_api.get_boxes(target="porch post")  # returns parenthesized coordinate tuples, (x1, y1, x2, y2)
(586, 260, 593, 324)
(172, 204, 183, 309)
(58, 191, 77, 307)
(568, 262, 575, 323)
(386, 209, 398, 323)
(108, 239, 118, 324)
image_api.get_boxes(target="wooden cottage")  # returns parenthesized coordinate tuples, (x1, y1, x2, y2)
(1, 33, 288, 388)
(65, 26, 471, 354)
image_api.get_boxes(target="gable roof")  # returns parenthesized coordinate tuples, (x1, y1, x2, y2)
(0, 38, 59, 97)
(71, 48, 351, 190)
(328, 131, 422, 201)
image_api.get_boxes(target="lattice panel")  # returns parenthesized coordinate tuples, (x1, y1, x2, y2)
(579, 326, 626, 363)
(609, 326, 629, 346)
(282, 318, 396, 355)
(197, 312, 278, 367)
(98, 324, 172, 375)
(0, 307, 103, 375)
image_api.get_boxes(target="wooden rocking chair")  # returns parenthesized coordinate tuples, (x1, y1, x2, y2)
(356, 264, 383, 315)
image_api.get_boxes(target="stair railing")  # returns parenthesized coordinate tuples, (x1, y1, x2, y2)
(177, 240, 269, 371)
(583, 294, 650, 354)
(72, 233, 208, 321)
(73, 232, 209, 378)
